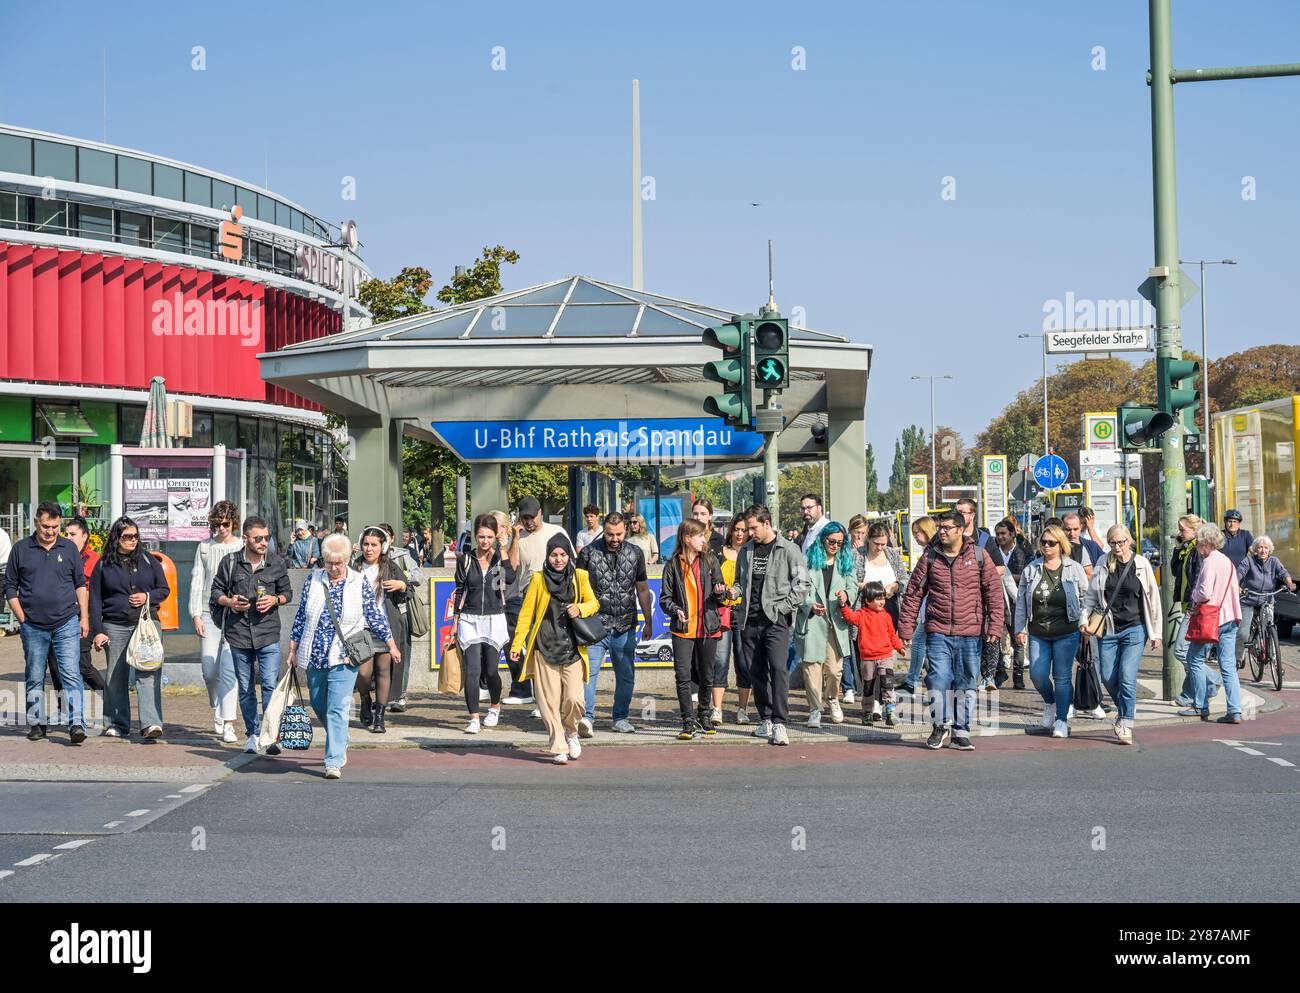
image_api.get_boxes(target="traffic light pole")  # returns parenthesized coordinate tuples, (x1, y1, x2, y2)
(1146, 0, 1300, 700)
(763, 394, 781, 531)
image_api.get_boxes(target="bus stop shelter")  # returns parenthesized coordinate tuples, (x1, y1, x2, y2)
(259, 275, 872, 528)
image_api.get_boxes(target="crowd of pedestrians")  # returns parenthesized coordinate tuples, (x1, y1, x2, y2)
(3, 491, 1291, 769)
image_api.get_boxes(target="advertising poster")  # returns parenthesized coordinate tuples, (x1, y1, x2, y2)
(124, 479, 169, 541)
(167, 478, 212, 540)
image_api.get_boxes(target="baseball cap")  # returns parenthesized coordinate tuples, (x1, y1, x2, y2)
(517, 496, 541, 517)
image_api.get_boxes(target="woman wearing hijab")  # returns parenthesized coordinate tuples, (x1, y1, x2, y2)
(508, 533, 601, 764)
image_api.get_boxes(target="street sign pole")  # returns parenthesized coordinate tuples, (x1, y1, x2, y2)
(1146, 0, 1300, 699)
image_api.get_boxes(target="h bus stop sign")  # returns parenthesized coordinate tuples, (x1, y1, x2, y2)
(1033, 454, 1069, 491)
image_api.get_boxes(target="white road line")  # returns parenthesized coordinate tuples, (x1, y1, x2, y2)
(178, 784, 208, 793)
(102, 821, 122, 829)
(124, 809, 150, 817)
(1267, 757, 1295, 768)
(0, 870, 13, 881)
(162, 794, 183, 799)
(53, 839, 93, 850)
(1235, 747, 1265, 756)
(1213, 739, 1284, 747)
(14, 854, 52, 867)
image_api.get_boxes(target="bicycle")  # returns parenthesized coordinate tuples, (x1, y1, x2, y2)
(1241, 588, 1285, 692)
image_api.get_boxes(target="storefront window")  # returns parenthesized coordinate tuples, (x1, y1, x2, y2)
(259, 418, 278, 454)
(237, 416, 257, 454)
(214, 414, 238, 451)
(118, 405, 144, 444)
(191, 411, 213, 448)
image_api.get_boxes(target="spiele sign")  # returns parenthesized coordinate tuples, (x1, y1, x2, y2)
(296, 244, 363, 299)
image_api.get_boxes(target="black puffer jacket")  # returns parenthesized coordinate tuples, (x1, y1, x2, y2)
(578, 537, 646, 634)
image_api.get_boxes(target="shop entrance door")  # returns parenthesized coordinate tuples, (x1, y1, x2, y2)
(0, 443, 80, 533)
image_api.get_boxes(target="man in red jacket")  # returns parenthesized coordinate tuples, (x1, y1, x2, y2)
(898, 512, 1004, 751)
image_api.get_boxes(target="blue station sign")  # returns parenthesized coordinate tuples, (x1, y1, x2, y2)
(429, 418, 765, 464)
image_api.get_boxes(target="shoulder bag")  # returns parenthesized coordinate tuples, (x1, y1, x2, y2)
(320, 575, 378, 666)
(1085, 557, 1135, 638)
(1187, 577, 1231, 644)
(394, 556, 430, 639)
(1073, 635, 1104, 711)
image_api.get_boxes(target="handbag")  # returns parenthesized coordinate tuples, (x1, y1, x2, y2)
(1085, 557, 1135, 638)
(126, 603, 165, 671)
(320, 575, 378, 666)
(395, 556, 430, 639)
(276, 669, 314, 750)
(438, 639, 464, 694)
(1073, 639, 1104, 711)
(570, 611, 607, 647)
(1187, 583, 1231, 644)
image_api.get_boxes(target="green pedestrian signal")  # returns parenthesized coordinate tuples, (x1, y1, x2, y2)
(752, 316, 789, 392)
(702, 318, 753, 430)
(1117, 402, 1174, 452)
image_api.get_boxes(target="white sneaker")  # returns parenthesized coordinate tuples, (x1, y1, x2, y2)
(1041, 703, 1056, 729)
(612, 718, 636, 733)
(872, 699, 883, 718)
(1087, 706, 1107, 720)
(222, 724, 238, 743)
(324, 767, 342, 780)
(483, 708, 500, 728)
(772, 723, 790, 746)
(735, 709, 751, 725)
(1051, 720, 1069, 739)
(551, 752, 568, 764)
(530, 708, 541, 718)
(214, 715, 224, 735)
(710, 707, 722, 726)
(843, 690, 855, 705)
(806, 709, 822, 728)
(464, 718, 481, 734)
(691, 693, 698, 704)
(1115, 722, 1133, 745)
(577, 717, 594, 739)
(566, 733, 582, 760)
(829, 700, 845, 724)
(243, 735, 259, 754)
(753, 719, 772, 739)
(479, 688, 491, 702)
(1067, 704, 1076, 720)
(502, 695, 526, 705)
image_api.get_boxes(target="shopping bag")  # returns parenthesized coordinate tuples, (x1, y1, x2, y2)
(439, 639, 464, 695)
(277, 670, 314, 751)
(126, 604, 165, 671)
(259, 666, 299, 750)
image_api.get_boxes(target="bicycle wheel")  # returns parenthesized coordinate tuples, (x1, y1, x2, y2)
(1248, 626, 1265, 683)
(1267, 625, 1283, 692)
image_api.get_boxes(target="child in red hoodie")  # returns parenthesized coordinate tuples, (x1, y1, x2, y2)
(839, 581, 907, 726)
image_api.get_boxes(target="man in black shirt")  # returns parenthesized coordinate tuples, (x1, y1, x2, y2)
(4, 502, 90, 742)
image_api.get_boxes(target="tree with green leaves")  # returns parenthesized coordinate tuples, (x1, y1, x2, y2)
(437, 245, 522, 305)
(864, 443, 879, 512)
(885, 425, 926, 508)
(357, 266, 434, 323)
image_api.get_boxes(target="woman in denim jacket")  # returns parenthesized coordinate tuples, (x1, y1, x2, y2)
(1014, 523, 1089, 739)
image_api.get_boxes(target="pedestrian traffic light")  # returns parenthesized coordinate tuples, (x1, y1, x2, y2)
(752, 315, 789, 392)
(1117, 402, 1174, 451)
(702, 318, 753, 429)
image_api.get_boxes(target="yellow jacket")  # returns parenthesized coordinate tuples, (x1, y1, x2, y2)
(510, 569, 602, 682)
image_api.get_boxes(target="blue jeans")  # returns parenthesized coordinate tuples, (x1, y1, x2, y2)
(1029, 631, 1080, 722)
(906, 599, 928, 687)
(22, 616, 83, 728)
(583, 627, 638, 722)
(924, 634, 981, 731)
(307, 663, 359, 770)
(1172, 611, 1220, 703)
(1097, 624, 1145, 724)
(1187, 620, 1242, 718)
(232, 643, 282, 737)
(843, 639, 858, 693)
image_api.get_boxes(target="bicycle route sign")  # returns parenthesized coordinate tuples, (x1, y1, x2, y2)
(1033, 454, 1069, 491)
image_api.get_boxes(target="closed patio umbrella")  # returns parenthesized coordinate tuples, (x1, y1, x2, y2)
(141, 376, 171, 448)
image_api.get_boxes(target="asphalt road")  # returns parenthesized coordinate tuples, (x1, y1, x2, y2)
(2, 697, 1297, 902)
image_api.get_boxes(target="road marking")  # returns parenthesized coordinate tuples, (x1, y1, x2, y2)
(162, 794, 183, 799)
(179, 784, 208, 793)
(14, 854, 52, 867)
(53, 839, 93, 850)
(125, 809, 150, 817)
(0, 870, 13, 881)
(1235, 747, 1265, 756)
(1213, 739, 1283, 747)
(102, 821, 122, 829)
(1267, 757, 1295, 768)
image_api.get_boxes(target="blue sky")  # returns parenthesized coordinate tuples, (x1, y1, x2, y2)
(3, 0, 1297, 472)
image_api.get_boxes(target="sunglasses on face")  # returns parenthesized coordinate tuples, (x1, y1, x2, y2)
(824, 538, 844, 547)
(1040, 539, 1058, 547)
(249, 535, 269, 543)
(121, 533, 140, 541)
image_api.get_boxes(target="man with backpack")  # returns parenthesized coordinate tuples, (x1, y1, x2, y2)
(898, 511, 1004, 751)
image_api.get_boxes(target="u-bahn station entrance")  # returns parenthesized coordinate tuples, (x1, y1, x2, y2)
(260, 275, 871, 530)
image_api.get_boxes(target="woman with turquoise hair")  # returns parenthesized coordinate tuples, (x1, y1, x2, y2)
(796, 521, 857, 727)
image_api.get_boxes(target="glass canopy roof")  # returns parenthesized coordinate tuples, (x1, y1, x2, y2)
(300, 276, 846, 347)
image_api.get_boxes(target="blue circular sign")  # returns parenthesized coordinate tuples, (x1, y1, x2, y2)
(1033, 454, 1069, 491)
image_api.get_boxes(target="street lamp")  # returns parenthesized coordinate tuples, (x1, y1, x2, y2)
(1179, 258, 1237, 487)
(912, 374, 953, 500)
(1018, 332, 1049, 458)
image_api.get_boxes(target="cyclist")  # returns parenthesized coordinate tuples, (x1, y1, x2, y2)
(1221, 509, 1254, 571)
(1236, 536, 1295, 667)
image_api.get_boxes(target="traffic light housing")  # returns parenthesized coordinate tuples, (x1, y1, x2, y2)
(1118, 402, 1174, 452)
(702, 318, 753, 429)
(752, 315, 789, 392)
(1159, 356, 1201, 439)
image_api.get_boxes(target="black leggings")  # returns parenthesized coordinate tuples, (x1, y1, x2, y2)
(672, 636, 715, 722)
(358, 652, 392, 709)
(462, 642, 502, 714)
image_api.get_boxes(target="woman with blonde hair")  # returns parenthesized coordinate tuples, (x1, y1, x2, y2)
(625, 513, 659, 564)
(711, 513, 752, 725)
(1081, 524, 1162, 744)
